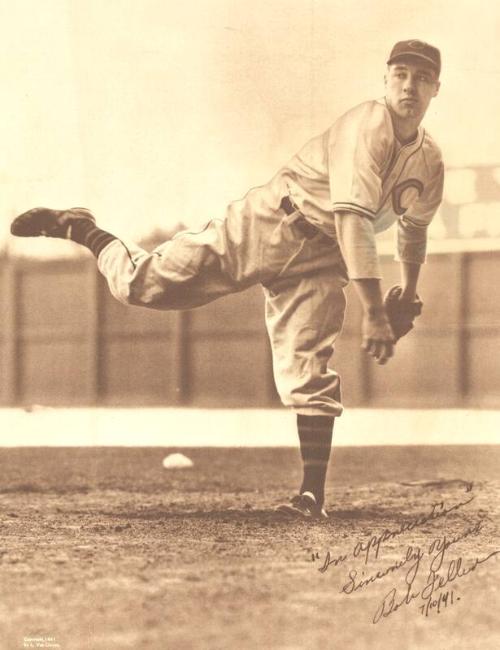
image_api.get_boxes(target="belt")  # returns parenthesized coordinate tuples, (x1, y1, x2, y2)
(279, 196, 319, 239)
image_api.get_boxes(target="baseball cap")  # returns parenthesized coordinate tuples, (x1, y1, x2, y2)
(387, 40, 441, 75)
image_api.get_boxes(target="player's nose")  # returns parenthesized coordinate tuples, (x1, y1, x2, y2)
(403, 75, 417, 94)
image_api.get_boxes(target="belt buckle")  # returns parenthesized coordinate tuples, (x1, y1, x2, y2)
(280, 196, 297, 216)
(280, 196, 318, 239)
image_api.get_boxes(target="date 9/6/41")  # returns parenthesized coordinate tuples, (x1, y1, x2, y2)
(420, 589, 459, 617)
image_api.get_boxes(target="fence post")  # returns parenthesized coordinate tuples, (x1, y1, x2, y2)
(456, 252, 469, 402)
(2, 259, 19, 405)
(172, 310, 190, 405)
(87, 264, 102, 405)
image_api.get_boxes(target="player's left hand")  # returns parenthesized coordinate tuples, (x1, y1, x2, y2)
(383, 284, 423, 341)
(361, 310, 396, 365)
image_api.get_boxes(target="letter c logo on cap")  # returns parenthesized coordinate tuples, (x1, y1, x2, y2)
(408, 40, 426, 50)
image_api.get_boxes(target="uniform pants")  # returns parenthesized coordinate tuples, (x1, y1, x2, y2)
(97, 187, 349, 416)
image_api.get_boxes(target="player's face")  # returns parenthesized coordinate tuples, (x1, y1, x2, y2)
(384, 61, 440, 122)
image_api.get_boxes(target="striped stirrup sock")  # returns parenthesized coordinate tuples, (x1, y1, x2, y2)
(297, 414, 334, 509)
(69, 220, 118, 258)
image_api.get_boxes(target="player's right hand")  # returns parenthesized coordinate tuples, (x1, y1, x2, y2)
(361, 309, 395, 365)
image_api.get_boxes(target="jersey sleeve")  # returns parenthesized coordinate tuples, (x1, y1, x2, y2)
(396, 160, 444, 263)
(328, 103, 391, 219)
(335, 212, 382, 279)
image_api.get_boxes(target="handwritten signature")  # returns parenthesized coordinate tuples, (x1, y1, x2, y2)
(318, 492, 475, 572)
(313, 486, 499, 624)
(373, 547, 499, 624)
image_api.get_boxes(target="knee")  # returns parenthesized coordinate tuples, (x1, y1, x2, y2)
(106, 258, 167, 308)
(107, 278, 145, 307)
(274, 368, 343, 417)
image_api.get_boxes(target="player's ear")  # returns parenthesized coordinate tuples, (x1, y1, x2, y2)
(433, 80, 441, 97)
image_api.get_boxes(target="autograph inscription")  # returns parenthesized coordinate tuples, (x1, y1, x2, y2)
(372, 546, 499, 624)
(312, 486, 499, 624)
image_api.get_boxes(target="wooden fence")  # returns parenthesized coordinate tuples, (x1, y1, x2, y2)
(0, 250, 499, 409)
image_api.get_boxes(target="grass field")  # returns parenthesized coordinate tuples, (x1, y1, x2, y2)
(0, 445, 499, 650)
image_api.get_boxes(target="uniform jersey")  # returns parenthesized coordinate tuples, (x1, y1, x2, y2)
(95, 96, 444, 418)
(268, 98, 444, 266)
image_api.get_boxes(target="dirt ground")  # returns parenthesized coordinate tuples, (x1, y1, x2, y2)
(0, 445, 499, 650)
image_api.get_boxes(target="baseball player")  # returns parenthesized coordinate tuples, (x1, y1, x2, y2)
(11, 39, 443, 519)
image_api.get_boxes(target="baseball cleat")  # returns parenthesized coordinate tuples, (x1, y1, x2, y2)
(10, 207, 95, 238)
(276, 491, 328, 520)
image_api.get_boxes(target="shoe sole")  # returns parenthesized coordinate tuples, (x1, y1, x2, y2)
(275, 504, 329, 520)
(275, 504, 314, 519)
(11, 207, 95, 237)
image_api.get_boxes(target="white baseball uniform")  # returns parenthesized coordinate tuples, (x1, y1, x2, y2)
(97, 98, 444, 416)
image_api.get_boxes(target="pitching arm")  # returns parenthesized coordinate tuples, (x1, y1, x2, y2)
(334, 211, 394, 365)
(399, 260, 421, 301)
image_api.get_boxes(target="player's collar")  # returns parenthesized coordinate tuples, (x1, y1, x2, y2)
(377, 97, 425, 153)
(396, 132, 418, 147)
(399, 127, 424, 155)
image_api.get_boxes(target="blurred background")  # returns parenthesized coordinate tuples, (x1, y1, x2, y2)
(0, 0, 499, 412)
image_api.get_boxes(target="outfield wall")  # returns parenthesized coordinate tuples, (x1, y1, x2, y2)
(0, 249, 499, 409)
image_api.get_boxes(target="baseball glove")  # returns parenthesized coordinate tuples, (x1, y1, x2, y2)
(383, 284, 423, 341)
